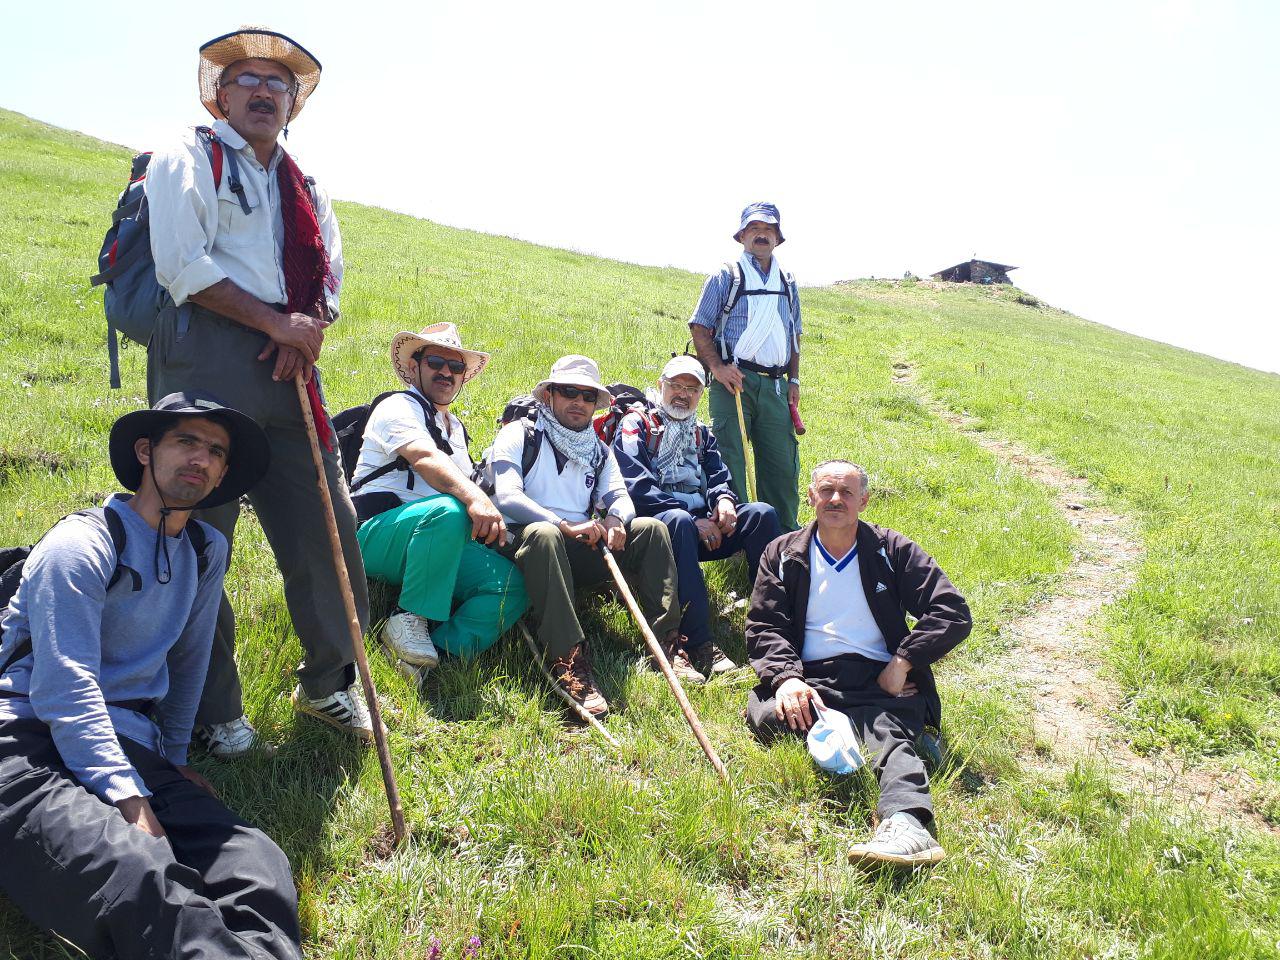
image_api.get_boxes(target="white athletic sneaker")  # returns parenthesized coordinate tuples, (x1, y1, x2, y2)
(291, 683, 375, 742)
(847, 813, 946, 869)
(194, 715, 275, 758)
(381, 612, 440, 668)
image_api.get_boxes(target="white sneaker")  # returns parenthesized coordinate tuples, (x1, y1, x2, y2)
(847, 813, 945, 869)
(195, 715, 275, 758)
(381, 612, 440, 668)
(291, 683, 375, 742)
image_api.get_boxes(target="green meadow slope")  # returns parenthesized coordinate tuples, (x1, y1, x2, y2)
(1, 108, 1277, 959)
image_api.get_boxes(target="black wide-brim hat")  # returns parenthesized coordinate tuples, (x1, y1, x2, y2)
(109, 392, 271, 509)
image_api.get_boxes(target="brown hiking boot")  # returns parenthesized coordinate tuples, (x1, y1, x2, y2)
(550, 643, 610, 718)
(688, 641, 740, 677)
(655, 632, 707, 685)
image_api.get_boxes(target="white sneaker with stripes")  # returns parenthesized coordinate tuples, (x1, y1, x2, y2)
(291, 683, 375, 742)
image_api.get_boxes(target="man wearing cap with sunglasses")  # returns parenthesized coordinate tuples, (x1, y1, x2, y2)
(613, 355, 781, 679)
(689, 202, 803, 532)
(493, 356, 683, 718)
(0, 394, 305, 958)
(144, 27, 372, 754)
(350, 324, 528, 682)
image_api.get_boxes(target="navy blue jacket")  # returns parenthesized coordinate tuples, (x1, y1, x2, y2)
(611, 411, 737, 519)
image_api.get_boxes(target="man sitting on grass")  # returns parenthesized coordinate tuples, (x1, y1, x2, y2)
(612, 354, 780, 678)
(0, 393, 305, 958)
(745, 459, 971, 869)
(350, 323, 527, 683)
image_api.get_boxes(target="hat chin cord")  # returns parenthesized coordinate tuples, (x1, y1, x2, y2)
(147, 462, 179, 585)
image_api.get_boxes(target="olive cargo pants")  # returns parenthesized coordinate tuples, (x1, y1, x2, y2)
(708, 375, 800, 532)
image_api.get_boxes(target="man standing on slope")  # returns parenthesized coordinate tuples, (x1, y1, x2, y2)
(745, 460, 971, 869)
(145, 27, 372, 754)
(688, 201, 802, 532)
(0, 394, 305, 958)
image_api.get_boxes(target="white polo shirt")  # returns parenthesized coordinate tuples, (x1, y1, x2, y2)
(491, 421, 629, 524)
(801, 535, 891, 663)
(353, 390, 472, 503)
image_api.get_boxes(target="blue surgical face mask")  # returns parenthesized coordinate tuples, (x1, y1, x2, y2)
(806, 706, 865, 775)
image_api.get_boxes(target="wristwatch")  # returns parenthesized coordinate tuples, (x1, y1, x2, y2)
(788, 377, 800, 387)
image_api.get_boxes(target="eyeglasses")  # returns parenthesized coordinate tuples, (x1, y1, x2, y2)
(223, 72, 294, 95)
(552, 384, 599, 404)
(662, 378, 703, 396)
(419, 354, 466, 375)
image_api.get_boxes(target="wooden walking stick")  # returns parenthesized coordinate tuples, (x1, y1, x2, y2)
(598, 543, 729, 783)
(733, 387, 757, 502)
(517, 621, 619, 748)
(294, 376, 406, 845)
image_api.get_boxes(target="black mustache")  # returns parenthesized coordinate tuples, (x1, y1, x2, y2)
(248, 101, 277, 114)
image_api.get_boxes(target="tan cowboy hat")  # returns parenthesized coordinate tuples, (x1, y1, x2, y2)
(390, 323, 490, 388)
(199, 27, 322, 121)
(533, 355, 613, 410)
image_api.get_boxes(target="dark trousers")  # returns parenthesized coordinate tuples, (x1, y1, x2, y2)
(655, 502, 780, 648)
(149, 305, 368, 723)
(746, 655, 933, 824)
(0, 718, 301, 960)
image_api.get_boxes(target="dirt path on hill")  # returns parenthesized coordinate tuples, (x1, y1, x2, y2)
(894, 361, 1273, 832)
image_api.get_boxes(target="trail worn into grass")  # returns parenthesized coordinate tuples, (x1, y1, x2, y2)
(894, 361, 1273, 832)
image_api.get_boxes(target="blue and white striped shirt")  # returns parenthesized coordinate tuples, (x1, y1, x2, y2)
(689, 258, 802, 359)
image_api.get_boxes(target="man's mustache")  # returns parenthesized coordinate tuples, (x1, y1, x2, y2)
(433, 375, 455, 386)
(248, 100, 277, 115)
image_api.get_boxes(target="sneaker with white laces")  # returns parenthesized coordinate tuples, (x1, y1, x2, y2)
(847, 812, 946, 869)
(291, 683, 375, 742)
(381, 611, 440, 668)
(194, 715, 275, 758)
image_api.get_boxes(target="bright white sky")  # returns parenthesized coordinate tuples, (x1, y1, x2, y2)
(3, 1, 1277, 373)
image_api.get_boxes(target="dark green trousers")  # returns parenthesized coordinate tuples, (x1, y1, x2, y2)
(708, 375, 800, 531)
(500, 518, 681, 660)
(148, 305, 369, 724)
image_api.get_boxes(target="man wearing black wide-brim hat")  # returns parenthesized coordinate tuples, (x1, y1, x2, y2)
(0, 394, 304, 957)
(145, 26, 373, 755)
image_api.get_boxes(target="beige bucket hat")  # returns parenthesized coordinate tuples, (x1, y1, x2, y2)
(390, 323, 490, 388)
(533, 355, 613, 410)
(199, 27, 322, 121)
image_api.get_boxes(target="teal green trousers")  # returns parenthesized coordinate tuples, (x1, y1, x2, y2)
(357, 495, 528, 659)
(708, 375, 800, 531)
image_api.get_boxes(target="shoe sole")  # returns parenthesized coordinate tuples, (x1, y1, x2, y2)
(380, 634, 440, 668)
(291, 690, 375, 742)
(847, 846, 946, 868)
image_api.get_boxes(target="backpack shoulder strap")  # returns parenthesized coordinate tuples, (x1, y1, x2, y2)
(197, 126, 250, 215)
(782, 268, 798, 315)
(520, 420, 542, 478)
(401, 390, 454, 456)
(715, 261, 743, 361)
(185, 520, 211, 578)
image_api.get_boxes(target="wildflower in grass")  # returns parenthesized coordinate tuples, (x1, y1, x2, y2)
(426, 936, 442, 960)
(463, 935, 481, 957)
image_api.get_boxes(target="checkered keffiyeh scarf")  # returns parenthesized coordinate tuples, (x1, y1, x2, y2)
(647, 391, 700, 485)
(535, 401, 605, 471)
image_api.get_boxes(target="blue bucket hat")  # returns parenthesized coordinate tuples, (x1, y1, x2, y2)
(733, 201, 785, 244)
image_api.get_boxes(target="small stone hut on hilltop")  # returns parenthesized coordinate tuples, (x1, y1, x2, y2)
(931, 259, 1017, 284)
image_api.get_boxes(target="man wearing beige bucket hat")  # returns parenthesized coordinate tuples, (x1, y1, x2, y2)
(143, 27, 371, 756)
(492, 356, 684, 718)
(348, 324, 527, 683)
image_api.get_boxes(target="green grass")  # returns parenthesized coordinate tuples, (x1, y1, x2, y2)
(1, 107, 1278, 958)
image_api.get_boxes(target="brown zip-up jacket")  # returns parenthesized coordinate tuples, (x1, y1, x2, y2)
(745, 520, 972, 726)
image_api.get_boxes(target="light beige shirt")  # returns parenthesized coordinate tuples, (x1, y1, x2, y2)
(145, 119, 342, 314)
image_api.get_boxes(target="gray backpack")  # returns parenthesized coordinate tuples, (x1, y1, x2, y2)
(89, 126, 251, 388)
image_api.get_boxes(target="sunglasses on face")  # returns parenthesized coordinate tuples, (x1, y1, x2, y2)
(419, 354, 467, 375)
(224, 72, 293, 95)
(552, 384, 599, 404)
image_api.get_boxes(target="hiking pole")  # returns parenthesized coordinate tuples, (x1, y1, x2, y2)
(294, 375, 406, 846)
(598, 543, 729, 784)
(732, 386, 757, 502)
(517, 620, 619, 748)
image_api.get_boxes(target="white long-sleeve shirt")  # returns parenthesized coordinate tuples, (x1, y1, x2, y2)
(145, 119, 342, 314)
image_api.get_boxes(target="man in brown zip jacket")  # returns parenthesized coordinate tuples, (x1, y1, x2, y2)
(745, 459, 971, 869)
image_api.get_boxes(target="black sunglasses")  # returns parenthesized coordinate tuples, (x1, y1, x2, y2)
(552, 384, 599, 404)
(418, 354, 466, 375)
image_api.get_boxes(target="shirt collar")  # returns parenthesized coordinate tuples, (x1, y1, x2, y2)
(210, 119, 282, 168)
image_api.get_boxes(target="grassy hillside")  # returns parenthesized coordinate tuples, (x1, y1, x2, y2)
(1, 107, 1277, 959)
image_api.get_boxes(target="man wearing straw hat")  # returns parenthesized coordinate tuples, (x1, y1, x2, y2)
(0, 394, 305, 958)
(144, 27, 371, 755)
(350, 324, 528, 682)
(493, 356, 685, 718)
(688, 202, 802, 532)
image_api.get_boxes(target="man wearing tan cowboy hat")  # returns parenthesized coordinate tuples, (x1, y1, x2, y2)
(492, 356, 685, 718)
(350, 324, 528, 683)
(144, 27, 372, 755)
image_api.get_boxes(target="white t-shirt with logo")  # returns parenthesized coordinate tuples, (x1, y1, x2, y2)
(801, 535, 891, 663)
(491, 421, 629, 524)
(352, 390, 473, 504)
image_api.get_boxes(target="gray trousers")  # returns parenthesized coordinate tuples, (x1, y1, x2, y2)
(746, 654, 933, 824)
(149, 305, 368, 723)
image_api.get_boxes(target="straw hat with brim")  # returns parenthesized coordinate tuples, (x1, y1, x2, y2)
(109, 392, 271, 510)
(533, 355, 613, 410)
(390, 323, 490, 389)
(199, 27, 322, 121)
